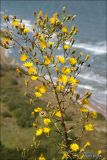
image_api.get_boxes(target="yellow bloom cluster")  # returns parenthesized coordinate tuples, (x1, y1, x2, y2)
(63, 44, 70, 50)
(49, 13, 59, 25)
(58, 74, 68, 83)
(97, 150, 102, 155)
(40, 41, 47, 49)
(69, 57, 77, 65)
(70, 143, 79, 152)
(23, 27, 30, 34)
(55, 111, 62, 118)
(57, 56, 65, 63)
(90, 111, 97, 118)
(2, 37, 10, 44)
(35, 85, 46, 98)
(82, 98, 89, 105)
(34, 107, 42, 112)
(62, 26, 68, 33)
(35, 92, 42, 98)
(38, 154, 46, 160)
(62, 152, 68, 160)
(85, 123, 94, 131)
(28, 66, 37, 75)
(43, 118, 51, 125)
(56, 85, 64, 91)
(80, 107, 89, 113)
(61, 67, 71, 75)
(68, 76, 77, 84)
(35, 127, 51, 136)
(44, 56, 51, 65)
(2, 15, 9, 21)
(31, 75, 38, 81)
(23, 62, 33, 67)
(20, 54, 28, 62)
(12, 20, 19, 27)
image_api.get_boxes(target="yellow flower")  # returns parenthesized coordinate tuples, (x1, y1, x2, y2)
(63, 44, 70, 50)
(62, 26, 68, 33)
(91, 111, 97, 118)
(20, 54, 28, 62)
(61, 67, 71, 74)
(55, 111, 62, 118)
(23, 27, 30, 34)
(39, 85, 46, 94)
(49, 17, 56, 25)
(44, 56, 51, 65)
(56, 85, 64, 91)
(68, 76, 77, 84)
(80, 108, 89, 113)
(57, 56, 65, 63)
(69, 57, 77, 65)
(43, 118, 51, 125)
(40, 41, 47, 49)
(39, 21, 44, 27)
(35, 91, 42, 98)
(43, 127, 51, 134)
(35, 128, 43, 136)
(31, 75, 38, 80)
(39, 34, 45, 41)
(2, 15, 9, 21)
(62, 152, 68, 160)
(85, 123, 94, 131)
(23, 62, 33, 68)
(2, 37, 10, 44)
(97, 150, 102, 155)
(38, 154, 46, 160)
(58, 74, 68, 83)
(32, 122, 36, 127)
(85, 54, 90, 61)
(34, 107, 42, 112)
(38, 10, 43, 17)
(70, 143, 79, 152)
(12, 20, 19, 27)
(28, 67, 37, 75)
(82, 98, 89, 105)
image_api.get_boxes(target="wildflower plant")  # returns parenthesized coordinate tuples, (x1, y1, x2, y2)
(1, 7, 105, 160)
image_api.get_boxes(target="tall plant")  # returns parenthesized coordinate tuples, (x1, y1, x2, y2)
(1, 7, 104, 160)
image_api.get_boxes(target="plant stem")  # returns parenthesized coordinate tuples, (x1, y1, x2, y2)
(46, 66, 71, 152)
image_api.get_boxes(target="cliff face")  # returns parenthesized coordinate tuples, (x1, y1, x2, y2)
(0, 47, 16, 70)
(0, 48, 10, 64)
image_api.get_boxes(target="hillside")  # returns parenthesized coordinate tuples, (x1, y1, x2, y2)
(0, 48, 107, 159)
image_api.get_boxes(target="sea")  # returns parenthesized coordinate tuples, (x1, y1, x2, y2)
(0, 0, 107, 116)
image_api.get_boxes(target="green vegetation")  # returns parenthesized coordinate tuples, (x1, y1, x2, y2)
(0, 65, 46, 127)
